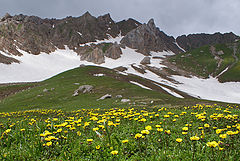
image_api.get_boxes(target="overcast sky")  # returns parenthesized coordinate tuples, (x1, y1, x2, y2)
(0, 0, 239, 37)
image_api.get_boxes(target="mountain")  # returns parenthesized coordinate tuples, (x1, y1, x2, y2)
(176, 32, 239, 51)
(0, 12, 240, 105)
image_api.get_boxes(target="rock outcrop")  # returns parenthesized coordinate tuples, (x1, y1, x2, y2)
(0, 12, 141, 63)
(140, 57, 151, 64)
(73, 85, 93, 96)
(80, 47, 105, 64)
(176, 32, 239, 51)
(120, 19, 182, 55)
(105, 42, 122, 59)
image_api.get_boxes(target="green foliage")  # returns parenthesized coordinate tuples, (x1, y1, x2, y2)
(17, 24, 22, 30)
(170, 45, 217, 78)
(0, 104, 239, 160)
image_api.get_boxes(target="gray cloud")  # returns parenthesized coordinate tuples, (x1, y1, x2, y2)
(0, 0, 239, 37)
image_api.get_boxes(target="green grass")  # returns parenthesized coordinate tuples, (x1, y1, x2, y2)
(0, 66, 192, 112)
(170, 43, 240, 82)
(170, 45, 217, 78)
(0, 104, 239, 160)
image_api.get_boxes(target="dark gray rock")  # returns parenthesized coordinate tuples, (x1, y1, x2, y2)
(120, 19, 182, 55)
(140, 57, 151, 64)
(176, 32, 239, 51)
(105, 42, 122, 59)
(80, 47, 105, 64)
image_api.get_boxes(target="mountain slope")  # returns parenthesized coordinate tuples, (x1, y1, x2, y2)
(0, 66, 199, 112)
(1, 12, 240, 105)
(169, 40, 240, 82)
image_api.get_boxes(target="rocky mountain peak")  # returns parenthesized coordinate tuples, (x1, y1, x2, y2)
(147, 18, 156, 31)
(120, 18, 182, 55)
(176, 32, 239, 51)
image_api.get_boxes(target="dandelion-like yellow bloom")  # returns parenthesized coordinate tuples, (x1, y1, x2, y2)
(122, 139, 129, 143)
(77, 131, 81, 136)
(206, 141, 218, 148)
(93, 127, 99, 131)
(87, 139, 93, 142)
(96, 145, 101, 150)
(219, 134, 227, 139)
(190, 136, 200, 141)
(204, 124, 210, 128)
(111, 150, 118, 155)
(46, 141, 52, 146)
(141, 130, 150, 135)
(135, 133, 143, 139)
(145, 126, 152, 130)
(157, 128, 163, 132)
(20, 129, 25, 132)
(176, 138, 182, 143)
(182, 127, 188, 131)
(165, 130, 171, 135)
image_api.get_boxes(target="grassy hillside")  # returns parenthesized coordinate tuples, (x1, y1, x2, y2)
(169, 42, 240, 82)
(0, 66, 201, 112)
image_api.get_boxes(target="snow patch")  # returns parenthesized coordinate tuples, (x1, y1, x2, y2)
(174, 41, 186, 52)
(154, 83, 184, 98)
(77, 32, 83, 36)
(93, 73, 105, 77)
(172, 75, 240, 104)
(79, 34, 123, 47)
(130, 81, 152, 90)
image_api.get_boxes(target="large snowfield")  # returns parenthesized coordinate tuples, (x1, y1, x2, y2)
(1, 36, 240, 104)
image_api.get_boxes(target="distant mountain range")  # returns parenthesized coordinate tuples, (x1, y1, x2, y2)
(0, 12, 240, 104)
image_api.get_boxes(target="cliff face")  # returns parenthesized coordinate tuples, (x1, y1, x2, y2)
(120, 19, 182, 55)
(0, 12, 239, 65)
(176, 32, 239, 51)
(0, 12, 140, 58)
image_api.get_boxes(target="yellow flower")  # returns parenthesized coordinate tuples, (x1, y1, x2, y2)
(226, 131, 234, 135)
(96, 145, 101, 150)
(182, 127, 188, 131)
(182, 132, 188, 135)
(20, 129, 25, 132)
(206, 141, 218, 148)
(219, 134, 227, 139)
(87, 139, 93, 142)
(141, 130, 150, 135)
(5, 129, 11, 133)
(157, 128, 163, 132)
(145, 126, 152, 130)
(111, 150, 118, 155)
(216, 129, 223, 134)
(204, 124, 210, 128)
(122, 139, 129, 143)
(165, 130, 171, 135)
(139, 118, 147, 122)
(46, 141, 52, 146)
(93, 127, 99, 131)
(135, 133, 143, 139)
(190, 136, 200, 141)
(57, 128, 62, 133)
(45, 136, 58, 141)
(77, 131, 81, 136)
(176, 138, 182, 143)
(164, 115, 170, 118)
(155, 125, 161, 128)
